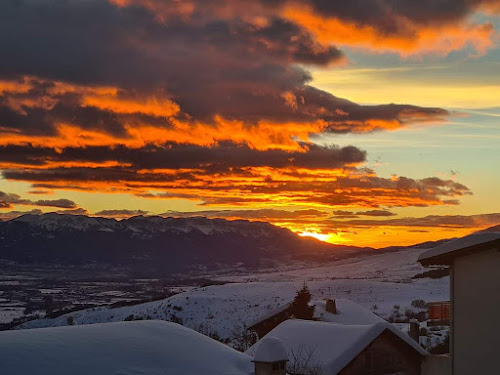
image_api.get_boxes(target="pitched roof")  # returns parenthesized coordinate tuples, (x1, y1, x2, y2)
(253, 337, 288, 363)
(246, 319, 427, 375)
(248, 302, 291, 328)
(249, 299, 382, 329)
(0, 320, 253, 375)
(313, 299, 384, 325)
(418, 232, 500, 266)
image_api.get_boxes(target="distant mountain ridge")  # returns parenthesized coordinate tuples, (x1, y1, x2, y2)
(0, 213, 371, 276)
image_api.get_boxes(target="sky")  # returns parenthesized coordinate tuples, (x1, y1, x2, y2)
(0, 0, 499, 247)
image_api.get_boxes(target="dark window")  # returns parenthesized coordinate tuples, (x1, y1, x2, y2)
(365, 349, 406, 375)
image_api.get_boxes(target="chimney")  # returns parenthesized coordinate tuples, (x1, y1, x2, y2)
(326, 299, 337, 314)
(253, 337, 288, 375)
(408, 319, 420, 343)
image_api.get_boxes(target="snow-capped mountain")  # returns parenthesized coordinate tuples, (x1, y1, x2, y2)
(0, 213, 369, 275)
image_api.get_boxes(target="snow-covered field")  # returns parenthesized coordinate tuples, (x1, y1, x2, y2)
(18, 246, 449, 344)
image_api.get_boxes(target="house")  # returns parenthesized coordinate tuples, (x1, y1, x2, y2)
(418, 231, 500, 375)
(427, 301, 450, 325)
(247, 319, 428, 375)
(248, 298, 384, 339)
(0, 320, 254, 375)
(252, 337, 289, 375)
(248, 302, 293, 339)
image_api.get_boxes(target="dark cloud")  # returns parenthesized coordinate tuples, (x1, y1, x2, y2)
(163, 208, 329, 220)
(331, 209, 396, 218)
(0, 1, 448, 132)
(0, 209, 42, 221)
(94, 209, 149, 218)
(0, 0, 483, 213)
(355, 210, 397, 217)
(325, 213, 500, 228)
(0, 142, 366, 171)
(54, 208, 89, 215)
(0, 190, 77, 209)
(0, 191, 31, 208)
(34, 198, 77, 209)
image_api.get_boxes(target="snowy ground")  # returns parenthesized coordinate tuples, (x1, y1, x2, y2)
(18, 246, 449, 347)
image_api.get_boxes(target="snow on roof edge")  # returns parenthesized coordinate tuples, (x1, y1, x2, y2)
(418, 232, 500, 263)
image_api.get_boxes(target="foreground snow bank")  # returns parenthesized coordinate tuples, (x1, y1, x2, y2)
(0, 320, 253, 375)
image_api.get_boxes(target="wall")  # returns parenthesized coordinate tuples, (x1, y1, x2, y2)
(254, 361, 286, 375)
(452, 247, 500, 375)
(340, 330, 421, 375)
(421, 355, 450, 375)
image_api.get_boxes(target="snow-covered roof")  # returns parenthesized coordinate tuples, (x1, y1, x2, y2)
(249, 298, 382, 329)
(418, 232, 500, 265)
(248, 302, 291, 328)
(0, 320, 253, 375)
(313, 299, 384, 325)
(246, 319, 427, 375)
(253, 337, 289, 362)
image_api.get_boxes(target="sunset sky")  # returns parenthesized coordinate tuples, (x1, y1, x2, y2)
(0, 0, 499, 247)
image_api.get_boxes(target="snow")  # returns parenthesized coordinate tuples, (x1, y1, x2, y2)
(313, 299, 384, 325)
(253, 337, 289, 362)
(0, 320, 253, 375)
(17, 246, 449, 346)
(418, 232, 500, 263)
(249, 302, 291, 327)
(246, 319, 427, 375)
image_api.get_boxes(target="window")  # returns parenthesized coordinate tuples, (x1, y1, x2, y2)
(272, 361, 286, 371)
(365, 349, 406, 375)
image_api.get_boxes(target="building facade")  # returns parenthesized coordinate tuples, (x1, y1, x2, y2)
(419, 233, 500, 375)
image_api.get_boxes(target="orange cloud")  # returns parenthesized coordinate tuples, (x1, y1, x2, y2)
(282, 5, 496, 57)
(82, 93, 180, 118)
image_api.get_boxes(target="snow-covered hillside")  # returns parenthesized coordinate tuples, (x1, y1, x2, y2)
(18, 246, 449, 344)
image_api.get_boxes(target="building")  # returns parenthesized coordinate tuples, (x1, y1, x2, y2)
(418, 231, 500, 375)
(247, 319, 428, 375)
(427, 301, 450, 325)
(0, 320, 254, 375)
(248, 302, 293, 339)
(252, 337, 289, 375)
(248, 298, 384, 339)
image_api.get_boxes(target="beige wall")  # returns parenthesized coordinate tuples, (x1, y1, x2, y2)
(452, 247, 500, 375)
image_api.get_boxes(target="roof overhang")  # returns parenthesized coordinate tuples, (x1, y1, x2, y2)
(419, 238, 500, 266)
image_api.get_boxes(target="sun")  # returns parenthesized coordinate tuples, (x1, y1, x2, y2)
(298, 231, 345, 244)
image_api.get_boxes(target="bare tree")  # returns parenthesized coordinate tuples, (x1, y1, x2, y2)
(287, 344, 323, 375)
(230, 321, 258, 352)
(194, 322, 225, 342)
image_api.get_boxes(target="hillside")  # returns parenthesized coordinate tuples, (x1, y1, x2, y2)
(17, 245, 449, 344)
(0, 213, 370, 276)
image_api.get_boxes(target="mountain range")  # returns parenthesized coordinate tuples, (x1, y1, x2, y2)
(0, 213, 372, 276)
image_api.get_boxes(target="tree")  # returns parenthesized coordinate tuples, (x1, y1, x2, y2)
(67, 316, 74, 326)
(290, 282, 315, 320)
(230, 322, 258, 352)
(287, 345, 323, 375)
(44, 295, 54, 316)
